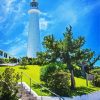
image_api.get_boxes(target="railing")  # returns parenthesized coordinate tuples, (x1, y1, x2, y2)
(20, 72, 64, 100)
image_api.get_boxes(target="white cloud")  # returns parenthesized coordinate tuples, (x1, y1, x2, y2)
(21, 17, 50, 33)
(1, 0, 28, 36)
(39, 18, 52, 31)
(50, 0, 100, 27)
(0, 17, 6, 23)
(39, 18, 48, 30)
(40, 11, 48, 16)
(51, 1, 78, 26)
(2, 40, 13, 45)
(0, 37, 22, 45)
(8, 46, 23, 57)
(22, 22, 29, 36)
(82, 2, 100, 16)
(7, 39, 27, 57)
(6, 0, 13, 12)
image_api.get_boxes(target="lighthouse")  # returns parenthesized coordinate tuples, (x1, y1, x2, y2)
(27, 0, 40, 58)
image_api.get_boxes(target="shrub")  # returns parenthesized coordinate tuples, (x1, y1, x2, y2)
(0, 68, 20, 100)
(91, 68, 100, 87)
(91, 68, 100, 75)
(40, 62, 66, 83)
(48, 71, 70, 96)
(93, 74, 100, 87)
(0, 58, 5, 64)
(40, 63, 70, 96)
(28, 58, 33, 65)
(9, 57, 18, 63)
(0, 58, 9, 64)
(4, 58, 9, 64)
(32, 57, 49, 65)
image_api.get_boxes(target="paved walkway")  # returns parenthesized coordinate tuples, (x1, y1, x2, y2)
(17, 84, 37, 100)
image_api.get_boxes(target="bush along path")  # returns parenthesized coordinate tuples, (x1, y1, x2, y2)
(17, 72, 64, 100)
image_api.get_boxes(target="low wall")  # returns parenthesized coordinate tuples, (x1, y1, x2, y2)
(18, 82, 100, 100)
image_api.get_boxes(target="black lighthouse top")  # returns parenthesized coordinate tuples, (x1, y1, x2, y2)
(30, 0, 38, 9)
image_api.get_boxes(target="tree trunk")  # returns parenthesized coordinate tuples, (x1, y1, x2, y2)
(67, 63, 75, 90)
(70, 69, 75, 90)
(81, 65, 86, 77)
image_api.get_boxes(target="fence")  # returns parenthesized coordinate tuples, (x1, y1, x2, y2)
(20, 72, 64, 100)
(86, 73, 95, 86)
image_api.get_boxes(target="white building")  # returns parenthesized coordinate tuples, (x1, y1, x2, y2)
(27, 0, 40, 58)
(0, 50, 10, 58)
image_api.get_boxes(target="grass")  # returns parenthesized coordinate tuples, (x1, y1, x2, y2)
(74, 77, 100, 96)
(0, 65, 100, 96)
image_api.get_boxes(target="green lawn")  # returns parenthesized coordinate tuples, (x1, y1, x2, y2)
(0, 65, 100, 96)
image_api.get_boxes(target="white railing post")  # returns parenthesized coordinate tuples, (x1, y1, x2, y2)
(41, 87, 43, 100)
(21, 72, 23, 86)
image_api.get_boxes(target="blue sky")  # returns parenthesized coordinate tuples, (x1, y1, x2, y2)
(0, 0, 100, 65)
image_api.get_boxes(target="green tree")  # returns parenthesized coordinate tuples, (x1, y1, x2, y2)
(4, 58, 9, 64)
(20, 57, 28, 69)
(9, 57, 18, 63)
(36, 52, 51, 65)
(43, 26, 85, 89)
(88, 55, 100, 69)
(78, 51, 100, 75)
(42, 26, 100, 89)
(43, 35, 60, 63)
(59, 26, 86, 89)
(0, 58, 5, 64)
(0, 68, 20, 100)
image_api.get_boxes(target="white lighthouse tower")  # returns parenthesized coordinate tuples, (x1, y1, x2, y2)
(27, 0, 40, 58)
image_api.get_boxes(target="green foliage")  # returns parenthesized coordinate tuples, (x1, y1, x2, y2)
(0, 58, 9, 64)
(0, 58, 17, 64)
(91, 68, 100, 75)
(41, 26, 100, 89)
(0, 68, 20, 100)
(42, 26, 85, 89)
(40, 63, 70, 96)
(93, 74, 100, 87)
(9, 57, 18, 63)
(40, 62, 66, 83)
(36, 52, 50, 65)
(73, 66, 82, 77)
(27, 58, 34, 65)
(0, 58, 5, 64)
(42, 34, 60, 63)
(0, 66, 100, 96)
(91, 68, 100, 87)
(4, 58, 9, 64)
(20, 57, 28, 69)
(47, 71, 70, 96)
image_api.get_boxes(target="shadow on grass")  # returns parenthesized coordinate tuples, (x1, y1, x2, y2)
(69, 87, 95, 97)
(19, 66, 28, 70)
(32, 83, 51, 95)
(32, 83, 96, 97)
